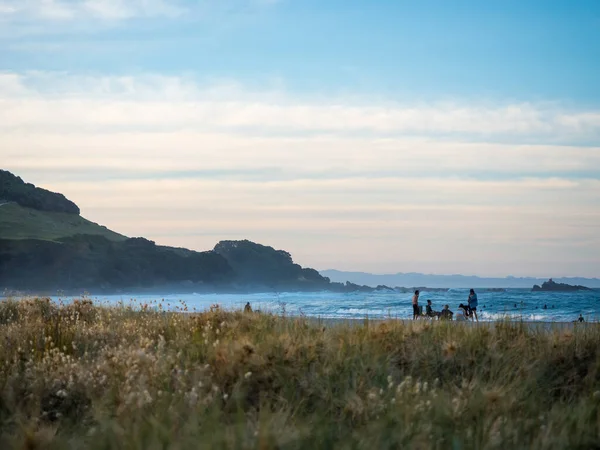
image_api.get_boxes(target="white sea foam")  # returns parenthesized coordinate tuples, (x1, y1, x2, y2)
(39, 289, 600, 323)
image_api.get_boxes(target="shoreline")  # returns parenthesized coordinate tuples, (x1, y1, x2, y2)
(2, 295, 594, 326)
(302, 316, 596, 331)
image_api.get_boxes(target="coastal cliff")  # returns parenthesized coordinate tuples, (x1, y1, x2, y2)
(0, 170, 371, 294)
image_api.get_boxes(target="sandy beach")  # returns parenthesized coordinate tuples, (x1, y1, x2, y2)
(306, 316, 596, 332)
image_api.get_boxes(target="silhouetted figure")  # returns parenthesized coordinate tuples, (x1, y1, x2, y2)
(425, 299, 440, 318)
(468, 289, 479, 322)
(543, 304, 547, 310)
(412, 290, 420, 320)
(244, 302, 252, 313)
(440, 304, 453, 320)
(514, 303, 517, 308)
(457, 303, 471, 321)
(578, 314, 584, 323)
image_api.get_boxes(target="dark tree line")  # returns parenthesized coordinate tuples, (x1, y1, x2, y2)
(0, 170, 80, 214)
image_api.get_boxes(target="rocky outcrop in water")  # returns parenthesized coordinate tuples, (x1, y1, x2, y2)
(532, 278, 592, 292)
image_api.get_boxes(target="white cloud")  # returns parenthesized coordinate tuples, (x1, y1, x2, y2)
(0, 0, 281, 31)
(0, 72, 599, 142)
(0, 0, 186, 21)
(1, 71, 599, 276)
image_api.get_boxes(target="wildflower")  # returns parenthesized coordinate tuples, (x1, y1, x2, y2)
(56, 389, 68, 398)
(223, 393, 229, 401)
(244, 371, 252, 379)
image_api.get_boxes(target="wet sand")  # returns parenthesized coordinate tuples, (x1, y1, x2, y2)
(304, 316, 595, 331)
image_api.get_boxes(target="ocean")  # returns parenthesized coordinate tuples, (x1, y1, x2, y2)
(48, 288, 600, 323)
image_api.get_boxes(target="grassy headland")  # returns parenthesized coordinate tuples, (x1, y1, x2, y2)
(0, 298, 599, 449)
(0, 170, 353, 293)
(0, 203, 126, 242)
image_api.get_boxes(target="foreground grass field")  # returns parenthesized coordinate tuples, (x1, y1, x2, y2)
(0, 298, 599, 449)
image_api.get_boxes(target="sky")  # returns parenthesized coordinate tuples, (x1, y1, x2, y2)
(1, 0, 599, 278)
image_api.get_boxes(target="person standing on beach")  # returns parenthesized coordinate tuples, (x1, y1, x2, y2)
(412, 290, 420, 320)
(468, 289, 479, 322)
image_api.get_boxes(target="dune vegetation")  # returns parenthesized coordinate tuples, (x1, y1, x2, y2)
(0, 297, 599, 449)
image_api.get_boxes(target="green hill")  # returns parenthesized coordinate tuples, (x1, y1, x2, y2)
(0, 202, 126, 242)
(0, 170, 348, 293)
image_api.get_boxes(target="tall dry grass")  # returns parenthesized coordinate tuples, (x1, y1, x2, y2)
(0, 297, 599, 449)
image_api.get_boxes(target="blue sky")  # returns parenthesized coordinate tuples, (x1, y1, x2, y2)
(1, 0, 599, 277)
(2, 0, 599, 103)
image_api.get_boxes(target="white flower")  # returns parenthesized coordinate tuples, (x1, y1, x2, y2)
(244, 371, 252, 379)
(56, 389, 68, 398)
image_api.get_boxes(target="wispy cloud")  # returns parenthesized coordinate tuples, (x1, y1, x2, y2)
(0, 0, 186, 21)
(1, 71, 599, 276)
(0, 0, 282, 32)
(1, 72, 599, 143)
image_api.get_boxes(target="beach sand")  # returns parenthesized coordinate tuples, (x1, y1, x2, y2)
(305, 316, 594, 332)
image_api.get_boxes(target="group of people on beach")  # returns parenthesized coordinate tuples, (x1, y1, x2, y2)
(412, 289, 479, 322)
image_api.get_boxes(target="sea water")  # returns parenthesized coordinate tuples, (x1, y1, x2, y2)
(49, 288, 600, 323)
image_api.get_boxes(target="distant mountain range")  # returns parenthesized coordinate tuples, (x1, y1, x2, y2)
(319, 270, 600, 289)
